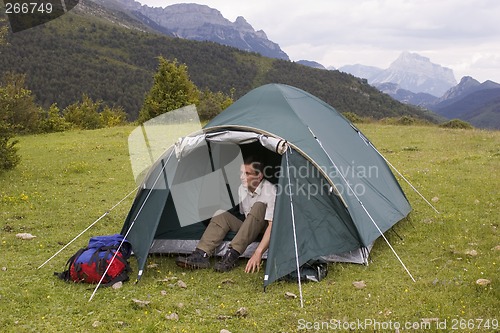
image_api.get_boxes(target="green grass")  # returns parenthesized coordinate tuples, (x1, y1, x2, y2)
(0, 125, 498, 332)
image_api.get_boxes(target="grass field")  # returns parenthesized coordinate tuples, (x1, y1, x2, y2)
(0, 124, 498, 332)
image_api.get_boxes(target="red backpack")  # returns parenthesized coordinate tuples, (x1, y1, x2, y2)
(56, 234, 132, 285)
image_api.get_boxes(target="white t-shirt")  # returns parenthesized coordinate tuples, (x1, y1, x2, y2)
(238, 179, 276, 221)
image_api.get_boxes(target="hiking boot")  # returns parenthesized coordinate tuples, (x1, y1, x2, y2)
(176, 248, 210, 269)
(214, 248, 240, 272)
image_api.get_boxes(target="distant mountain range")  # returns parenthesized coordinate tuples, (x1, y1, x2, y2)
(2, 0, 497, 128)
(86, 1, 497, 129)
(429, 77, 500, 129)
(339, 53, 500, 130)
(346, 59, 500, 129)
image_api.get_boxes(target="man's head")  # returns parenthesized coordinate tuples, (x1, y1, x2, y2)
(240, 156, 264, 192)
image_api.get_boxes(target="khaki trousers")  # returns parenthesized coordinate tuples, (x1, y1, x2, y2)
(197, 202, 268, 255)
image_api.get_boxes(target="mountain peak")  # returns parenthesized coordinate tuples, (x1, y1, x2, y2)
(389, 51, 454, 78)
(370, 51, 457, 97)
(234, 16, 252, 30)
(296, 60, 326, 70)
(459, 75, 479, 84)
(480, 79, 500, 89)
(439, 76, 481, 101)
(395, 50, 429, 63)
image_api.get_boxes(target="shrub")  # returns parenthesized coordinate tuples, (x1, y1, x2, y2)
(40, 104, 71, 133)
(342, 112, 364, 123)
(380, 116, 435, 126)
(63, 95, 103, 130)
(439, 119, 474, 129)
(397, 116, 416, 125)
(197, 89, 233, 121)
(100, 106, 129, 127)
(0, 121, 20, 172)
(0, 72, 43, 134)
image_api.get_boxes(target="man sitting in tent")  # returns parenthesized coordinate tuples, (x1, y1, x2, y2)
(176, 156, 276, 273)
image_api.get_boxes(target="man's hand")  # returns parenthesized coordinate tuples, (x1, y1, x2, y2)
(244, 221, 272, 273)
(245, 252, 262, 273)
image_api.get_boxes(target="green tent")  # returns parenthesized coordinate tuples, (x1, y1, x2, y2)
(121, 83, 411, 288)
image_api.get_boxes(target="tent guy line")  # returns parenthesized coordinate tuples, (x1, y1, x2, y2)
(369, 142, 440, 215)
(309, 125, 416, 283)
(37, 185, 140, 270)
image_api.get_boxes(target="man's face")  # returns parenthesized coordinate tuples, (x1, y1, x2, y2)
(240, 163, 263, 191)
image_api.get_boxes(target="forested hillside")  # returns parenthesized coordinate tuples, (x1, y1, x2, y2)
(0, 5, 439, 121)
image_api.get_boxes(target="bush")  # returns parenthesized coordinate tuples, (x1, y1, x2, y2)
(342, 112, 364, 123)
(63, 95, 103, 130)
(397, 116, 416, 126)
(40, 104, 71, 133)
(0, 72, 43, 134)
(380, 116, 435, 126)
(439, 119, 474, 129)
(100, 105, 129, 127)
(0, 121, 20, 172)
(197, 89, 233, 121)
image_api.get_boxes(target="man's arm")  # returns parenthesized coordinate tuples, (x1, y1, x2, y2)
(245, 221, 272, 273)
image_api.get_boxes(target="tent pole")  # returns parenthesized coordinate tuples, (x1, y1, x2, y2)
(308, 127, 416, 282)
(368, 142, 440, 214)
(285, 149, 304, 308)
(89, 149, 174, 301)
(37, 185, 139, 270)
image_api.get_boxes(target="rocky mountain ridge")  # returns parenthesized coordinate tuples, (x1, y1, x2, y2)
(428, 77, 500, 129)
(90, 0, 289, 60)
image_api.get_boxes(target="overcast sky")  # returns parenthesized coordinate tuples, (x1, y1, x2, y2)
(138, 0, 500, 84)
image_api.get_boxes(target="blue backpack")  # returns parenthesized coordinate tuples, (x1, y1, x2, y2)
(56, 234, 132, 285)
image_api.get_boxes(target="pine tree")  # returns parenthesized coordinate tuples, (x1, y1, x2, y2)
(138, 57, 199, 123)
(0, 73, 42, 133)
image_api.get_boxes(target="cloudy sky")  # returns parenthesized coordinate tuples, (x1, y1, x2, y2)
(138, 0, 500, 84)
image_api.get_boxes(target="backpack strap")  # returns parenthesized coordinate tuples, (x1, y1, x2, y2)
(54, 247, 87, 281)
